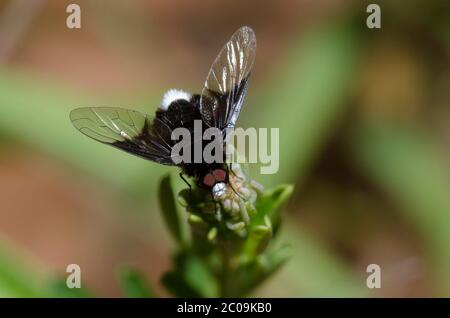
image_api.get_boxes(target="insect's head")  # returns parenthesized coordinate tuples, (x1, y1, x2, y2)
(208, 163, 263, 226)
(202, 169, 228, 200)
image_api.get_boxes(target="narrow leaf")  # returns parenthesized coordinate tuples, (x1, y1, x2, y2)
(252, 184, 294, 230)
(158, 174, 185, 247)
(175, 253, 219, 298)
(242, 225, 272, 261)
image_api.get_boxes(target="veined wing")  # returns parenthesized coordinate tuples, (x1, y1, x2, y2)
(200, 26, 256, 130)
(70, 107, 177, 165)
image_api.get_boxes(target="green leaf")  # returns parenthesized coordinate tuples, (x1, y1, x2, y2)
(161, 271, 201, 298)
(118, 266, 155, 298)
(242, 224, 272, 261)
(265, 245, 291, 271)
(232, 246, 289, 297)
(187, 215, 215, 255)
(163, 252, 219, 298)
(252, 184, 294, 231)
(181, 255, 219, 298)
(176, 253, 219, 298)
(158, 174, 185, 247)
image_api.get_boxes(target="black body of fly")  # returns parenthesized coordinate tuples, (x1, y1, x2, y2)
(70, 26, 256, 197)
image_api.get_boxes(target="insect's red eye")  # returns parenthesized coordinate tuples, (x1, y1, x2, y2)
(203, 173, 215, 187)
(212, 169, 226, 182)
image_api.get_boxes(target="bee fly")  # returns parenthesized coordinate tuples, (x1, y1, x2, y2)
(70, 26, 260, 223)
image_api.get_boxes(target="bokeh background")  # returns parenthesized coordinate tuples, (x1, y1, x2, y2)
(0, 0, 449, 297)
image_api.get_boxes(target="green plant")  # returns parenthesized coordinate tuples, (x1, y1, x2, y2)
(157, 171, 293, 297)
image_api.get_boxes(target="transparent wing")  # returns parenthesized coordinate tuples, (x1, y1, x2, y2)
(70, 107, 176, 165)
(200, 26, 256, 130)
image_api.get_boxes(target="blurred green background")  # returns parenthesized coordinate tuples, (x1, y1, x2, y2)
(0, 0, 449, 297)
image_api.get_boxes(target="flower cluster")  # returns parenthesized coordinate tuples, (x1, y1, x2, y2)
(159, 167, 293, 297)
(181, 163, 264, 237)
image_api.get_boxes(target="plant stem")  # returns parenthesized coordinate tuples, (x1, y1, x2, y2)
(218, 239, 234, 297)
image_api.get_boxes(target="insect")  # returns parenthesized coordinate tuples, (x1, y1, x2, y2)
(70, 26, 258, 221)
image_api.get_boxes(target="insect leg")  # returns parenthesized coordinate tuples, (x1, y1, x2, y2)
(229, 182, 245, 200)
(226, 165, 245, 200)
(228, 162, 245, 181)
(179, 172, 192, 192)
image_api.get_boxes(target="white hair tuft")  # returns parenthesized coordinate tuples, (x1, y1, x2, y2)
(160, 89, 192, 110)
